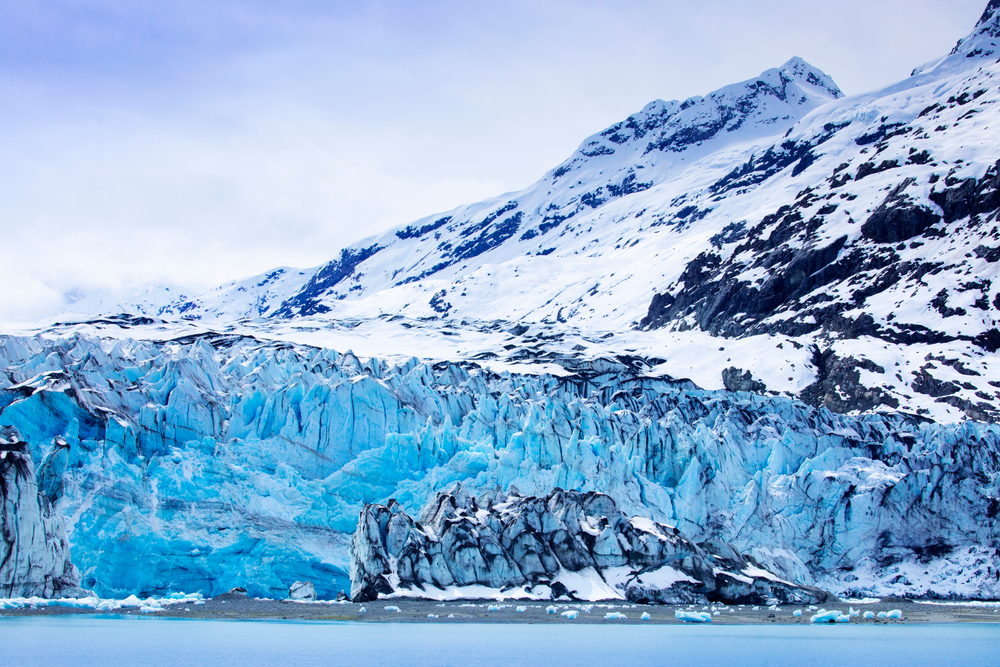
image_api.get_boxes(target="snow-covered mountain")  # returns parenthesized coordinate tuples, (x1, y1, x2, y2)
(90, 5, 1000, 424)
(129, 56, 843, 325)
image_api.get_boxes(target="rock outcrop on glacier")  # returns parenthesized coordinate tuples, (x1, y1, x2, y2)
(351, 486, 832, 604)
(0, 330, 997, 600)
(0, 426, 86, 598)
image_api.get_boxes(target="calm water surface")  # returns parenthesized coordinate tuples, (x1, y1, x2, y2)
(0, 617, 997, 667)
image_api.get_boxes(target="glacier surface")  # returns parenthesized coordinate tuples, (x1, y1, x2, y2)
(0, 331, 997, 599)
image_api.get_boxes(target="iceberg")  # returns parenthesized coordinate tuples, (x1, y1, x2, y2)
(675, 611, 712, 623)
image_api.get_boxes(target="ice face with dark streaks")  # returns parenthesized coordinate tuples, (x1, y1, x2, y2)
(0, 426, 86, 598)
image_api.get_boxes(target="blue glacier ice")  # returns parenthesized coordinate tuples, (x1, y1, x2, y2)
(0, 332, 998, 599)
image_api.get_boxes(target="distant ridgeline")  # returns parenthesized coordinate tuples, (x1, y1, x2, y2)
(0, 333, 997, 600)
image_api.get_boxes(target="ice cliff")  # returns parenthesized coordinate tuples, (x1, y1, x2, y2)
(0, 331, 998, 599)
(351, 486, 832, 604)
(0, 426, 85, 598)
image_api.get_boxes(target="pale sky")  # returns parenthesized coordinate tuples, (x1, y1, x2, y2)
(0, 0, 989, 321)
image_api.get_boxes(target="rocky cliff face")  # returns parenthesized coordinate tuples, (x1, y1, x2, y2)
(0, 426, 85, 598)
(351, 486, 832, 604)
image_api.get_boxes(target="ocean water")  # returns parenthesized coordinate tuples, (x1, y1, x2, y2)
(0, 617, 997, 667)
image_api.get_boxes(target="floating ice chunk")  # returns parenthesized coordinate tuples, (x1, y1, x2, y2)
(562, 610, 579, 619)
(641, 612, 651, 620)
(886, 609, 902, 619)
(427, 614, 437, 618)
(766, 598, 780, 606)
(863, 611, 875, 619)
(384, 605, 401, 612)
(516, 606, 526, 612)
(359, 607, 366, 614)
(810, 610, 843, 623)
(119, 595, 142, 608)
(604, 612, 627, 620)
(877, 611, 887, 618)
(675, 611, 712, 623)
(448, 614, 454, 618)
(837, 614, 850, 623)
(713, 611, 720, 616)
(487, 605, 501, 611)
(546, 606, 558, 614)
(793, 610, 802, 617)
(849, 607, 859, 617)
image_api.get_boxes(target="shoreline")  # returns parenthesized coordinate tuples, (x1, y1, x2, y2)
(2, 594, 999, 624)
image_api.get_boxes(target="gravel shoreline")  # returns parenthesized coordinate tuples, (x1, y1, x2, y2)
(1, 593, 998, 624)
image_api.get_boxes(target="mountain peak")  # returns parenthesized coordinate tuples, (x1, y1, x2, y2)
(949, 0, 1000, 57)
(975, 0, 1000, 30)
(778, 57, 843, 99)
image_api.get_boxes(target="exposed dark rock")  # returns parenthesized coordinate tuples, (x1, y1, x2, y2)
(861, 180, 941, 243)
(722, 367, 767, 393)
(273, 244, 384, 318)
(912, 366, 962, 398)
(929, 160, 1000, 223)
(429, 290, 452, 315)
(800, 347, 899, 413)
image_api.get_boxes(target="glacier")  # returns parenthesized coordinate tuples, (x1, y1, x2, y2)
(0, 330, 997, 600)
